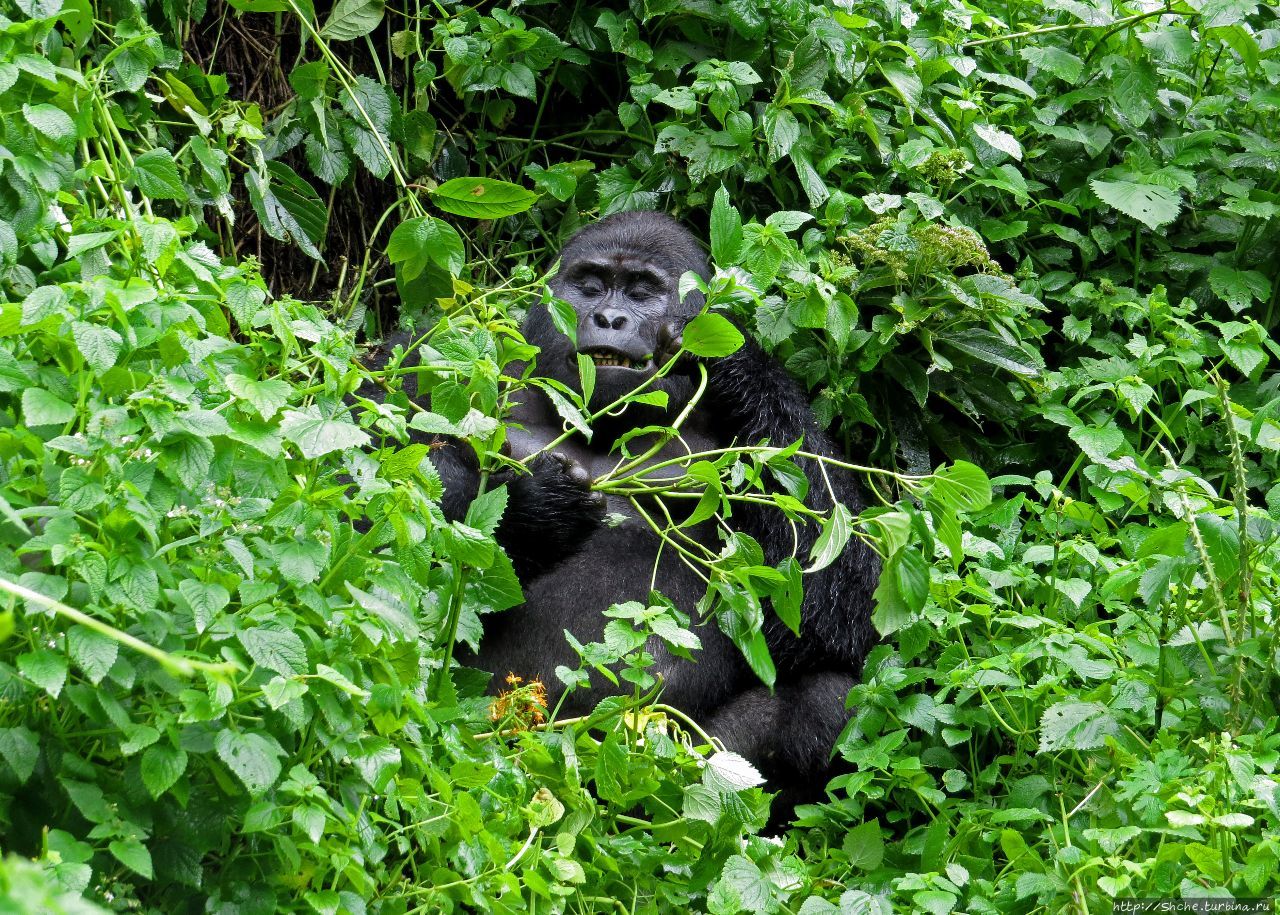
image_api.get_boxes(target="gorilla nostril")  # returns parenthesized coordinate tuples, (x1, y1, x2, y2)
(610, 315, 626, 330)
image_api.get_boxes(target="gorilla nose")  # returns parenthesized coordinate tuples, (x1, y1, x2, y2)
(592, 309, 627, 331)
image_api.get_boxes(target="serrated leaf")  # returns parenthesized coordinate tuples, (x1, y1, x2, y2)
(281, 406, 371, 458)
(131, 149, 186, 200)
(239, 624, 308, 675)
(226, 374, 291, 421)
(974, 123, 1023, 160)
(179, 579, 231, 633)
(18, 649, 68, 697)
(807, 501, 854, 573)
(0, 727, 39, 783)
(141, 744, 188, 798)
(68, 626, 118, 684)
(1090, 179, 1181, 230)
(214, 730, 284, 795)
(1038, 700, 1119, 752)
(431, 177, 539, 219)
(22, 388, 76, 427)
(109, 840, 153, 878)
(25, 103, 77, 147)
(71, 321, 124, 374)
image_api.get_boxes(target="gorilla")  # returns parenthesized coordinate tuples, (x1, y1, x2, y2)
(370, 211, 880, 806)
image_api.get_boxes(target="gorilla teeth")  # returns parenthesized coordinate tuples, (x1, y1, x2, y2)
(589, 353, 637, 368)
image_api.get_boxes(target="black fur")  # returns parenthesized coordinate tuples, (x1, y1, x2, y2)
(368, 212, 881, 810)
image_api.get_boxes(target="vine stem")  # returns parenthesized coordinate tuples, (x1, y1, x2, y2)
(0, 574, 239, 679)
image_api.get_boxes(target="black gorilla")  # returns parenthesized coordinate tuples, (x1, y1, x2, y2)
(374, 212, 880, 802)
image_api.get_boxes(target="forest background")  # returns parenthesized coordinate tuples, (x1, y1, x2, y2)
(0, 0, 1279, 911)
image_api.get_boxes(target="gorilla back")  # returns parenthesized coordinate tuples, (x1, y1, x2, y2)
(397, 212, 881, 803)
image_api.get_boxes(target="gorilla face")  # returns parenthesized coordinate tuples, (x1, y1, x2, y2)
(531, 211, 711, 414)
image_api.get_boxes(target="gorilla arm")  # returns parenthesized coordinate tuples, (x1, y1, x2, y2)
(687, 333, 883, 788)
(360, 333, 605, 579)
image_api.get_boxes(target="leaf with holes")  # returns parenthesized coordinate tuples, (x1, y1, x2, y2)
(431, 177, 539, 219)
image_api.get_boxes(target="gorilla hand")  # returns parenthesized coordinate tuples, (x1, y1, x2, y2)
(497, 451, 606, 577)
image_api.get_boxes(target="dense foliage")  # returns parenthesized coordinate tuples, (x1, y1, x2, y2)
(1, 0, 1278, 911)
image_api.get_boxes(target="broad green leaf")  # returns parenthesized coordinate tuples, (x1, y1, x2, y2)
(807, 502, 854, 573)
(214, 730, 284, 795)
(387, 215, 465, 279)
(1019, 46, 1083, 83)
(871, 548, 929, 635)
(226, 374, 291, 421)
(1038, 700, 1119, 752)
(280, 406, 371, 458)
(68, 626, 118, 685)
(22, 387, 76, 426)
(109, 840, 153, 879)
(0, 727, 39, 783)
(682, 312, 744, 358)
(929, 461, 992, 513)
(710, 185, 743, 264)
(71, 321, 124, 373)
(18, 649, 68, 697)
(247, 161, 327, 259)
(24, 103, 77, 148)
(141, 744, 188, 798)
(973, 123, 1023, 160)
(843, 820, 884, 870)
(131, 149, 186, 200)
(320, 0, 384, 40)
(431, 177, 539, 219)
(1090, 179, 1181, 230)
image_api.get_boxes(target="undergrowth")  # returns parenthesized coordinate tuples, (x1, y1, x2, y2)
(0, 0, 1278, 911)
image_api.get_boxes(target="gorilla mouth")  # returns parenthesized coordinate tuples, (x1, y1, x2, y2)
(581, 348, 652, 370)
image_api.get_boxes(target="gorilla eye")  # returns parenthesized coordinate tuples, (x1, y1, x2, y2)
(576, 276, 606, 296)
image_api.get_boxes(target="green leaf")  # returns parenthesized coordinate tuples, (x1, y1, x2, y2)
(22, 388, 76, 427)
(871, 548, 929, 635)
(226, 374, 291, 421)
(319, 0, 384, 40)
(929, 461, 992, 513)
(18, 649, 68, 697)
(710, 185, 743, 264)
(1019, 46, 1083, 83)
(712, 855, 774, 915)
(1208, 266, 1270, 313)
(139, 744, 188, 799)
(939, 328, 1041, 377)
(214, 730, 284, 795)
(71, 321, 124, 374)
(280, 406, 371, 458)
(1038, 700, 1119, 752)
(247, 161, 327, 259)
(1090, 179, 1181, 231)
(0, 727, 39, 783)
(387, 215, 465, 279)
(109, 839, 153, 878)
(24, 103, 77, 148)
(682, 313, 744, 358)
(431, 177, 539, 219)
(973, 123, 1023, 160)
(842, 820, 885, 870)
(807, 502, 854, 573)
(68, 626, 118, 685)
(131, 149, 186, 200)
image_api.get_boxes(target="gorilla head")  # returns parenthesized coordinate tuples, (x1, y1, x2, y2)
(526, 211, 711, 412)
